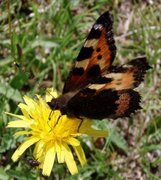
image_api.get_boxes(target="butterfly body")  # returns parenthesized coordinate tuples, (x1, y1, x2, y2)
(48, 11, 150, 120)
(28, 158, 40, 167)
(48, 90, 79, 116)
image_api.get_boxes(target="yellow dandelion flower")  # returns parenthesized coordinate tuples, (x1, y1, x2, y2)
(6, 89, 108, 176)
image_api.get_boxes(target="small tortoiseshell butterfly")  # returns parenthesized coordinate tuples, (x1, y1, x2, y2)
(48, 11, 150, 120)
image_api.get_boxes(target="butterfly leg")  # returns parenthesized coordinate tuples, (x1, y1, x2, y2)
(77, 117, 84, 133)
(48, 111, 61, 130)
(53, 115, 61, 128)
(48, 110, 54, 121)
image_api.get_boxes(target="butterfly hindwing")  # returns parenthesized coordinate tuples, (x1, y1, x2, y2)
(66, 88, 141, 119)
(63, 11, 116, 94)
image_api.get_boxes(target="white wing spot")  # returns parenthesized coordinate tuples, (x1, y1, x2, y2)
(93, 24, 103, 30)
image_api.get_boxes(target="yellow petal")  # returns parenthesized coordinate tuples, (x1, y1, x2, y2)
(7, 120, 33, 128)
(55, 142, 65, 163)
(73, 145, 87, 166)
(66, 137, 80, 146)
(18, 103, 31, 119)
(45, 88, 58, 102)
(85, 129, 108, 137)
(5, 112, 24, 119)
(55, 143, 62, 163)
(42, 146, 56, 176)
(79, 119, 92, 130)
(6, 112, 32, 123)
(18, 103, 28, 110)
(33, 141, 45, 158)
(12, 137, 39, 161)
(36, 96, 50, 122)
(63, 144, 78, 175)
(15, 131, 32, 136)
(23, 96, 36, 107)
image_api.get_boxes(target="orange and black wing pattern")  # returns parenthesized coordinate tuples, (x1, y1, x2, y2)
(63, 11, 116, 94)
(67, 57, 150, 119)
(87, 57, 150, 92)
(48, 11, 150, 120)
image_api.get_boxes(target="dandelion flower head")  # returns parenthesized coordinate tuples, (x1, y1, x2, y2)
(7, 89, 108, 176)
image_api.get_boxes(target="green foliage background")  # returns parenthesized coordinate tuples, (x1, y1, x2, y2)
(0, 0, 161, 179)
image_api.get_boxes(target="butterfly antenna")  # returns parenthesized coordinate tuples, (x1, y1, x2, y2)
(46, 89, 55, 98)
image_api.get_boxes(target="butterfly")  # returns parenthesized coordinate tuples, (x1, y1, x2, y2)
(48, 11, 150, 120)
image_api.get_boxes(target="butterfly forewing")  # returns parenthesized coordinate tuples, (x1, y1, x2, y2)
(63, 11, 116, 94)
(88, 57, 150, 92)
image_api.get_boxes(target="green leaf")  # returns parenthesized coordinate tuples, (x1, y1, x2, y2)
(31, 38, 59, 49)
(0, 82, 22, 102)
(0, 168, 9, 180)
(10, 71, 29, 89)
(109, 128, 128, 153)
